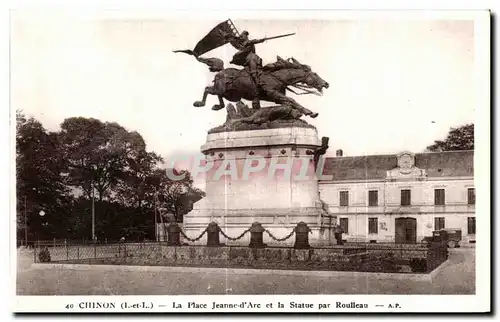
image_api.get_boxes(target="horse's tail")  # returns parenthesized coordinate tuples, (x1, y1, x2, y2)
(173, 50, 224, 73)
(173, 49, 195, 56)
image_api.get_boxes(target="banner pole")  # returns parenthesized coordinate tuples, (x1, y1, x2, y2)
(228, 19, 240, 36)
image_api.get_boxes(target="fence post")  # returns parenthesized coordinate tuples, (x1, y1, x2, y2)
(166, 223, 181, 246)
(334, 226, 343, 245)
(94, 241, 97, 259)
(33, 243, 37, 263)
(65, 239, 69, 261)
(249, 222, 266, 248)
(294, 222, 311, 249)
(53, 238, 56, 248)
(77, 246, 80, 260)
(206, 222, 220, 247)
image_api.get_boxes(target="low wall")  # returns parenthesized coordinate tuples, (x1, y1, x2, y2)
(358, 243, 432, 260)
(358, 242, 449, 272)
(36, 243, 447, 274)
(116, 245, 368, 268)
(34, 241, 448, 273)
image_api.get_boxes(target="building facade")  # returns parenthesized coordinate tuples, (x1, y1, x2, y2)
(319, 150, 475, 244)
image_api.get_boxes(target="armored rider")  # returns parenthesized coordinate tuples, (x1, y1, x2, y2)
(229, 30, 266, 87)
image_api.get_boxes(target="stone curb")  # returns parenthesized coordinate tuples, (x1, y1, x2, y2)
(31, 263, 438, 282)
(428, 258, 451, 279)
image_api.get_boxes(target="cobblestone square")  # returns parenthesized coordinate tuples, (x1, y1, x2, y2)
(17, 248, 474, 295)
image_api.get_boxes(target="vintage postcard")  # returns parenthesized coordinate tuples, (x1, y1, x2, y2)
(10, 7, 491, 314)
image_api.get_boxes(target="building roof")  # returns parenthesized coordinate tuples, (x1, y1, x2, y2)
(321, 150, 474, 181)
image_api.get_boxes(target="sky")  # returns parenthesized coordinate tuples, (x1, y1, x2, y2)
(11, 11, 476, 162)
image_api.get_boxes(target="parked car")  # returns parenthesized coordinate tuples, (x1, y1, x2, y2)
(422, 229, 462, 248)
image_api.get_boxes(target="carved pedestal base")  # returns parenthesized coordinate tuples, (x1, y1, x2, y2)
(183, 127, 336, 246)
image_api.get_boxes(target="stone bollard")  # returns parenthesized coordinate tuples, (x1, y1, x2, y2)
(249, 222, 266, 248)
(206, 222, 221, 247)
(294, 222, 311, 249)
(166, 223, 181, 246)
(334, 226, 344, 245)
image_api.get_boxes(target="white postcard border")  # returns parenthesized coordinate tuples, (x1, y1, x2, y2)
(7, 4, 492, 315)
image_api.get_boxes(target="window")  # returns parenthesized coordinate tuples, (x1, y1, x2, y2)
(401, 189, 411, 206)
(339, 191, 349, 207)
(468, 217, 476, 234)
(468, 188, 475, 205)
(434, 189, 445, 206)
(339, 218, 349, 234)
(368, 190, 378, 206)
(434, 217, 445, 230)
(368, 218, 378, 234)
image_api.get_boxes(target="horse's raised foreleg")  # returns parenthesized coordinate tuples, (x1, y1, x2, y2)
(211, 95, 225, 111)
(265, 90, 319, 118)
(252, 98, 261, 110)
(193, 86, 217, 108)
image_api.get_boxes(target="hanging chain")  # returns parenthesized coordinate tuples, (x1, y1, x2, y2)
(264, 228, 295, 242)
(178, 224, 297, 243)
(179, 227, 208, 242)
(218, 227, 251, 241)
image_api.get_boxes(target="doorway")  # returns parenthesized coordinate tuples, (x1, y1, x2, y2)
(395, 217, 417, 244)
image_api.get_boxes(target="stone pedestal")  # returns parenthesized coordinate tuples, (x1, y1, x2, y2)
(183, 127, 336, 246)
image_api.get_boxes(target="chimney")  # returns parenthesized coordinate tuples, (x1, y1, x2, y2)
(336, 149, 343, 157)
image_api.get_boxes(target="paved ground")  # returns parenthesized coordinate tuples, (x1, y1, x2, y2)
(16, 248, 475, 295)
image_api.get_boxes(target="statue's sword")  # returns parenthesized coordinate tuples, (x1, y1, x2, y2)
(260, 32, 296, 42)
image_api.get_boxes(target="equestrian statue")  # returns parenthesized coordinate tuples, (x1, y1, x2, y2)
(173, 19, 329, 123)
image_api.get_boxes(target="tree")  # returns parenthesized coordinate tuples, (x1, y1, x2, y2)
(157, 169, 205, 223)
(426, 123, 474, 152)
(115, 150, 163, 209)
(58, 117, 167, 240)
(16, 113, 206, 241)
(58, 117, 149, 202)
(16, 110, 72, 241)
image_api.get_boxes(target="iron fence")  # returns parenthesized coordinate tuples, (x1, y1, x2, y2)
(33, 242, 164, 263)
(32, 220, 448, 273)
(20, 237, 157, 249)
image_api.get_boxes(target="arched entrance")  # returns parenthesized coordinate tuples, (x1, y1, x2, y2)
(395, 217, 417, 244)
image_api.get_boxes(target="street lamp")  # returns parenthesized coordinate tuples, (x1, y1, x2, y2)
(154, 187, 158, 242)
(91, 182, 95, 242)
(23, 187, 37, 247)
(37, 210, 48, 242)
(23, 196, 27, 247)
(40, 210, 48, 229)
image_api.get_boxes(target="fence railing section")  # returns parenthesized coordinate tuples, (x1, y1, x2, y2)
(33, 242, 160, 263)
(33, 220, 449, 273)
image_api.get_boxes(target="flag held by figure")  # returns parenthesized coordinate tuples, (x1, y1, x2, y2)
(173, 19, 240, 57)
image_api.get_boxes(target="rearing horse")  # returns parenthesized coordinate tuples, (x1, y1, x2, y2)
(192, 58, 329, 118)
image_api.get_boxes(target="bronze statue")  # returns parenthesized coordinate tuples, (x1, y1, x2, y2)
(228, 103, 303, 125)
(209, 102, 314, 133)
(173, 19, 329, 121)
(306, 137, 330, 170)
(228, 30, 264, 85)
(228, 31, 297, 86)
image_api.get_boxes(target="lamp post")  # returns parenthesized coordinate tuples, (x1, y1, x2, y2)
(39, 210, 46, 242)
(23, 187, 37, 247)
(154, 188, 157, 242)
(23, 196, 27, 247)
(91, 183, 95, 242)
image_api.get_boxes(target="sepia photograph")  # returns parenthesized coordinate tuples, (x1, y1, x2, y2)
(10, 6, 491, 313)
